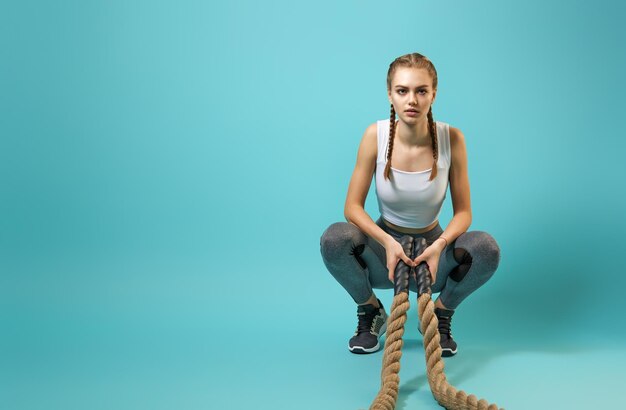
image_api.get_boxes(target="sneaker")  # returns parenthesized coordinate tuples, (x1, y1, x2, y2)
(435, 307, 458, 357)
(348, 298, 388, 354)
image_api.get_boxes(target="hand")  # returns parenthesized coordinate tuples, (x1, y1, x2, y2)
(413, 241, 444, 285)
(384, 238, 417, 283)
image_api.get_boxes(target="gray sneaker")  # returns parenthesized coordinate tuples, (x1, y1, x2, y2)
(348, 298, 388, 354)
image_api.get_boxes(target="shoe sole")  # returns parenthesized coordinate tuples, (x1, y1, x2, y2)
(441, 347, 458, 357)
(348, 322, 388, 354)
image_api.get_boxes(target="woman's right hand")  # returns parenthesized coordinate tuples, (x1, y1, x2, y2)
(384, 237, 416, 283)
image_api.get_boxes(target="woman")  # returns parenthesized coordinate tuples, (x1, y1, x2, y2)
(320, 53, 501, 356)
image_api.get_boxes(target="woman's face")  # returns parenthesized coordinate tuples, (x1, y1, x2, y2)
(388, 67, 437, 123)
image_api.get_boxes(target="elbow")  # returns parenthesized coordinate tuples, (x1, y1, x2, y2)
(344, 207, 352, 224)
(344, 203, 359, 224)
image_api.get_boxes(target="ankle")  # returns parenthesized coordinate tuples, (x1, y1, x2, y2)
(359, 294, 380, 308)
(435, 298, 451, 311)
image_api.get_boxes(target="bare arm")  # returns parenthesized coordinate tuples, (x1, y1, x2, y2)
(432, 126, 472, 251)
(343, 123, 393, 247)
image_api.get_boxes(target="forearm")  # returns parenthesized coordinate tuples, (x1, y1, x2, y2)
(432, 211, 472, 251)
(344, 205, 393, 247)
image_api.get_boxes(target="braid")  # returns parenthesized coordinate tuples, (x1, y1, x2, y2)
(383, 104, 396, 181)
(427, 106, 438, 181)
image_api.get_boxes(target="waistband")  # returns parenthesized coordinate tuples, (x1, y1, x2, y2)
(375, 216, 443, 244)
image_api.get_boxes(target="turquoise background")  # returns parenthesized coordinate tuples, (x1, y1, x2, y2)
(2, 0, 625, 408)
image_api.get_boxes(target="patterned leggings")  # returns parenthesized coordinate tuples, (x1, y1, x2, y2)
(319, 217, 501, 310)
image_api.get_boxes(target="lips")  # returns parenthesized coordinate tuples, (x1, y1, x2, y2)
(405, 109, 418, 112)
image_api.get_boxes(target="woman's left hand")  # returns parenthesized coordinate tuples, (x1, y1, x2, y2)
(412, 243, 444, 285)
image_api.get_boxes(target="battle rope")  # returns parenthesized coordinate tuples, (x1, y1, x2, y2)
(369, 236, 503, 410)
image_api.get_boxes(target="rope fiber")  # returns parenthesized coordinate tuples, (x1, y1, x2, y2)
(368, 236, 504, 410)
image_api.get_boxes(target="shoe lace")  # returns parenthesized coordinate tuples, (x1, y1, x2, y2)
(356, 310, 377, 334)
(438, 315, 452, 337)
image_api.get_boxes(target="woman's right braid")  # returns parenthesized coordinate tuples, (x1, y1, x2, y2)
(383, 104, 396, 181)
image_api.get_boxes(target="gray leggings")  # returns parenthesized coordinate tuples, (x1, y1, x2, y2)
(319, 217, 501, 310)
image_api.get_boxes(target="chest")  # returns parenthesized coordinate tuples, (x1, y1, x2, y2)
(388, 145, 435, 172)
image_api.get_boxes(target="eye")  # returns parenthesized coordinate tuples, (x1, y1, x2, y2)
(397, 89, 406, 94)
(418, 89, 427, 95)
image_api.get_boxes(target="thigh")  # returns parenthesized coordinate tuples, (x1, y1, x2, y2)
(320, 221, 393, 290)
(360, 233, 394, 290)
(428, 230, 499, 293)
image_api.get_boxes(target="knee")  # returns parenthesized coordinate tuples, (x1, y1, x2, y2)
(474, 232, 501, 272)
(320, 222, 366, 260)
(456, 231, 501, 272)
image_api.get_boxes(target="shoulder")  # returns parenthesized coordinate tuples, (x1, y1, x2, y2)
(361, 121, 379, 148)
(359, 122, 378, 158)
(447, 126, 468, 165)
(364, 121, 378, 138)
(448, 126, 466, 150)
(361, 122, 378, 153)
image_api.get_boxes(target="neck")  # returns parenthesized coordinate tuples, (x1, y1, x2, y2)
(396, 117, 431, 147)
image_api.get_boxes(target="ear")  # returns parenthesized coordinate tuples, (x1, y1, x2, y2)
(387, 89, 392, 105)
(431, 89, 437, 104)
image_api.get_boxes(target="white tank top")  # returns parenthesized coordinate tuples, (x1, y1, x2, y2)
(374, 118, 451, 229)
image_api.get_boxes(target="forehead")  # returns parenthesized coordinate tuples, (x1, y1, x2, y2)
(392, 67, 433, 88)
